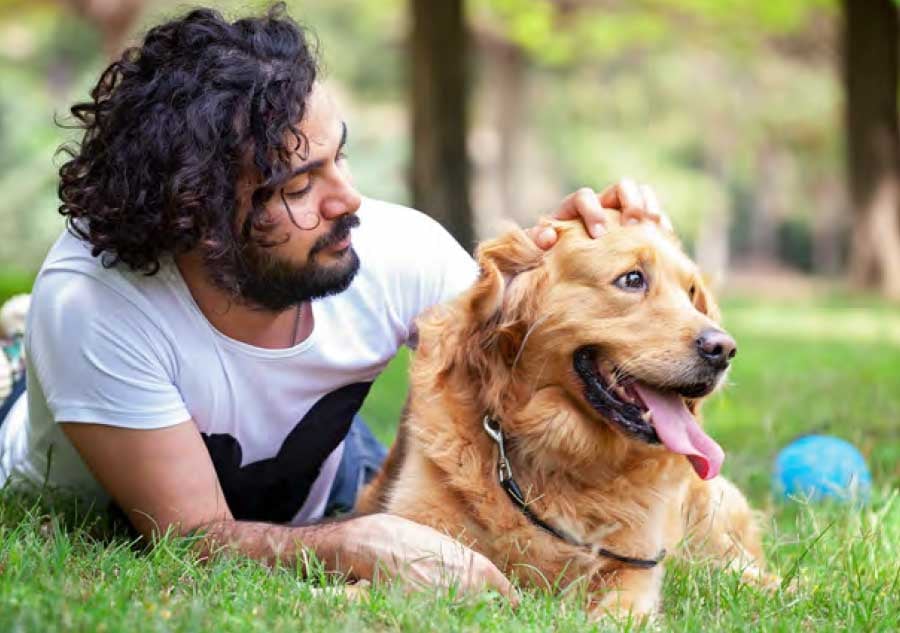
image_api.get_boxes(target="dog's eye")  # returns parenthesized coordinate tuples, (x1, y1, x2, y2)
(614, 270, 646, 292)
(689, 284, 696, 300)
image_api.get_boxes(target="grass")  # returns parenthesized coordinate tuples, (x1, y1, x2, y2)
(2, 295, 899, 632)
(0, 270, 35, 306)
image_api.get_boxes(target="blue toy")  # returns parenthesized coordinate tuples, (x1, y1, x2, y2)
(773, 434, 872, 503)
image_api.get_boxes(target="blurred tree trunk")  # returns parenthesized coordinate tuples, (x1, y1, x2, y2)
(64, 0, 146, 57)
(842, 0, 900, 298)
(410, 0, 474, 251)
(494, 42, 526, 223)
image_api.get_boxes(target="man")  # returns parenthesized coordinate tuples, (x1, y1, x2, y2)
(0, 6, 666, 598)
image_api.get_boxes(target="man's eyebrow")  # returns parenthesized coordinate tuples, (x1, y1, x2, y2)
(337, 121, 347, 154)
(287, 159, 324, 179)
(285, 121, 348, 179)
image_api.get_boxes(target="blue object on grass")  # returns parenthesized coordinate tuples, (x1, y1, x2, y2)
(773, 434, 871, 503)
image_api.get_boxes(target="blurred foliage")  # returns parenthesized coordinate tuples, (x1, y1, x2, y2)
(0, 4, 103, 270)
(475, 0, 837, 66)
(474, 0, 844, 260)
(0, 0, 858, 277)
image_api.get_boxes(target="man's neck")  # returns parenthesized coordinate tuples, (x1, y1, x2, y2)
(174, 251, 314, 350)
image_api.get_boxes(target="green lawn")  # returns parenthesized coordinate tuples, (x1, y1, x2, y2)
(0, 270, 35, 306)
(1, 296, 899, 632)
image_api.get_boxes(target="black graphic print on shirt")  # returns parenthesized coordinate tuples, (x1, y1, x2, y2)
(201, 381, 373, 523)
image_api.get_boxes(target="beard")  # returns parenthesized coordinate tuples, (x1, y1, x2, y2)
(212, 214, 361, 312)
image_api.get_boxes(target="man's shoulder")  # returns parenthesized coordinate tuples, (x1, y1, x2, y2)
(353, 197, 472, 268)
(37, 229, 134, 287)
(355, 197, 446, 240)
(345, 198, 478, 322)
(31, 230, 178, 326)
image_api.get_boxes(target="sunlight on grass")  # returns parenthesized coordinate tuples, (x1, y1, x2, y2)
(726, 303, 900, 347)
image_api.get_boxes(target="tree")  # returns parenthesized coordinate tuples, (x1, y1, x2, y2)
(409, 0, 474, 251)
(842, 0, 900, 299)
(63, 0, 146, 57)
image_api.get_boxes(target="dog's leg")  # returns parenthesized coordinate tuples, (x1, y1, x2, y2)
(679, 476, 780, 590)
(354, 403, 410, 514)
(588, 566, 664, 621)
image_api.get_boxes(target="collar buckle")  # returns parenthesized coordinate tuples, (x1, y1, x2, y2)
(483, 415, 514, 483)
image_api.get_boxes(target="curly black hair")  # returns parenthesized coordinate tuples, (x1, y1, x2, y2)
(57, 4, 318, 292)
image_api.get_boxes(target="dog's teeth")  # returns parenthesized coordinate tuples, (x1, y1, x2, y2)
(641, 410, 653, 423)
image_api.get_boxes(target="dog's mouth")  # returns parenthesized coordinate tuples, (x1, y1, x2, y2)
(573, 347, 724, 480)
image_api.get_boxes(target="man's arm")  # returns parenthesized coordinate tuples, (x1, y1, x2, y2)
(61, 420, 515, 598)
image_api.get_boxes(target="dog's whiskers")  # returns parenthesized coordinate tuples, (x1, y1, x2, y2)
(611, 351, 661, 384)
(511, 314, 550, 373)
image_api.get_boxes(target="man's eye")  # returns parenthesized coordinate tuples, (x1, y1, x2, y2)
(614, 270, 647, 292)
(284, 178, 312, 199)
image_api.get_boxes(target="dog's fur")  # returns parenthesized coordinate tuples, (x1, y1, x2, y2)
(357, 215, 774, 617)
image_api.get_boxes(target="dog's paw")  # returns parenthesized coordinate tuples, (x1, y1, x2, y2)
(588, 590, 659, 624)
(739, 565, 785, 593)
(308, 579, 371, 602)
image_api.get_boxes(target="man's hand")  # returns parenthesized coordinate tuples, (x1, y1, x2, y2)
(528, 178, 673, 249)
(318, 513, 517, 602)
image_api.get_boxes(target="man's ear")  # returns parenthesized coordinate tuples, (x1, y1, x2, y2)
(692, 276, 721, 323)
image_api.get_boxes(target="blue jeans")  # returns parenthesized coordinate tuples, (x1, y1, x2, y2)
(324, 415, 388, 516)
(0, 374, 25, 428)
(0, 337, 26, 429)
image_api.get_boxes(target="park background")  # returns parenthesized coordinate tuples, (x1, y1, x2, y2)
(0, 1, 898, 631)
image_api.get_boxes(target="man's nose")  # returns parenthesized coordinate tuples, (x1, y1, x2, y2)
(696, 329, 737, 370)
(321, 171, 362, 220)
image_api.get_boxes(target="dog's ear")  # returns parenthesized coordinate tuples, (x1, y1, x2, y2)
(469, 230, 545, 321)
(413, 228, 546, 415)
(691, 276, 721, 323)
(465, 229, 546, 367)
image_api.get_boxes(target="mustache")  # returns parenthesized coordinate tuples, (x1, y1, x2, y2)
(310, 214, 360, 256)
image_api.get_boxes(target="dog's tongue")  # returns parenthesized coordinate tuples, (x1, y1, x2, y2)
(632, 383, 724, 480)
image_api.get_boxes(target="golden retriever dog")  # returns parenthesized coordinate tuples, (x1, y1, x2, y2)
(358, 213, 775, 618)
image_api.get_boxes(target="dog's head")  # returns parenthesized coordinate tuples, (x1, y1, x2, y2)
(427, 214, 734, 480)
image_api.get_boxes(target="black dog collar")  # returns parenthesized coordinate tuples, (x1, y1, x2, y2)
(483, 415, 665, 569)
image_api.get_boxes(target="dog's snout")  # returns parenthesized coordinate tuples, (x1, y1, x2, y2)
(696, 329, 737, 369)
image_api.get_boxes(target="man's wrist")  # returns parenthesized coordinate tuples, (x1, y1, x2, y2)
(188, 516, 354, 573)
(290, 517, 358, 573)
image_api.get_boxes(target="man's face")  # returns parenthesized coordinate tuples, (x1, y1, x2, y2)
(229, 85, 363, 311)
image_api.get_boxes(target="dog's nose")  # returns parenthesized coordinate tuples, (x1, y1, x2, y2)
(696, 329, 737, 369)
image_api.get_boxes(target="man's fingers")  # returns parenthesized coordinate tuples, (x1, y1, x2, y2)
(537, 226, 558, 249)
(599, 178, 642, 213)
(598, 181, 623, 209)
(637, 184, 662, 220)
(616, 178, 647, 223)
(599, 180, 675, 231)
(458, 548, 515, 603)
(527, 220, 559, 250)
(475, 558, 520, 607)
(553, 188, 607, 238)
(621, 183, 660, 225)
(637, 184, 675, 231)
(553, 188, 590, 220)
(398, 549, 518, 606)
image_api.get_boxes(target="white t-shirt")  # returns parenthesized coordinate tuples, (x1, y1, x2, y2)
(0, 198, 477, 524)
